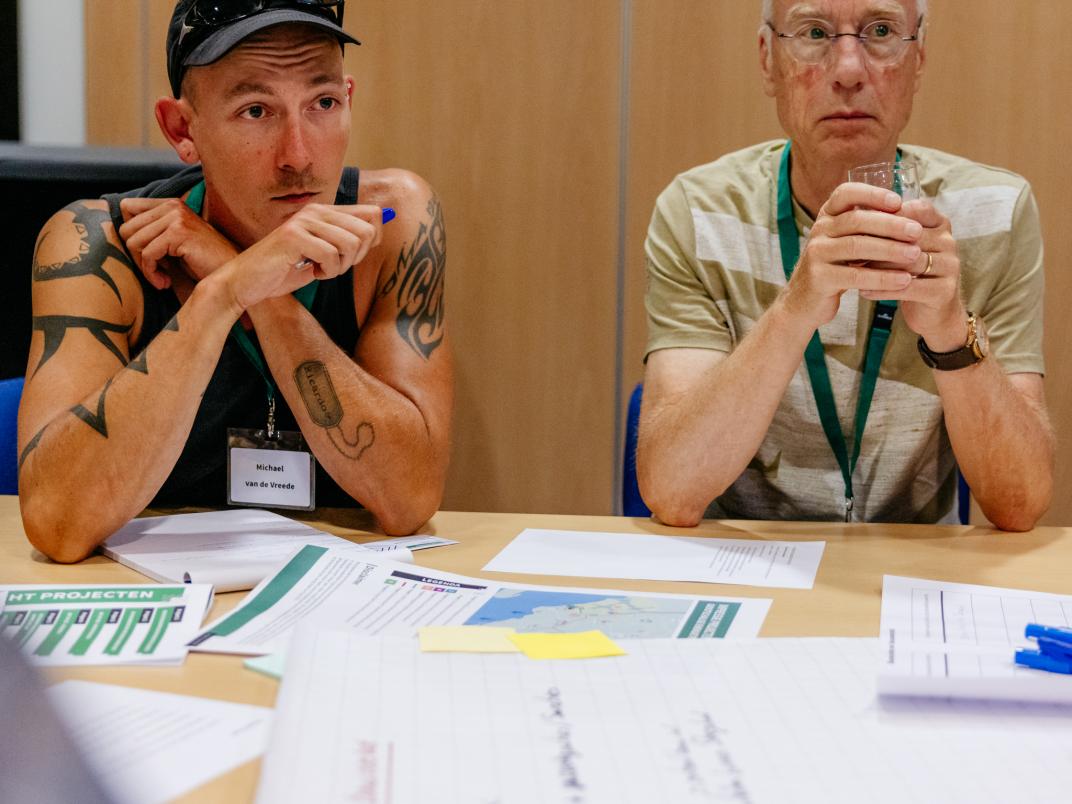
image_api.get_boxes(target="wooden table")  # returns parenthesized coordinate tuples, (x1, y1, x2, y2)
(2, 495, 1069, 801)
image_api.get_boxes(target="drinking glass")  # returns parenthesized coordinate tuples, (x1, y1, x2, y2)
(847, 160, 922, 200)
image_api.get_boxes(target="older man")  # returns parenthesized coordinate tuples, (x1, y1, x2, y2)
(637, 0, 1052, 530)
(18, 0, 453, 561)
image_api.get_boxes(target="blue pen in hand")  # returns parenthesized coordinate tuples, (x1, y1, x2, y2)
(294, 207, 396, 270)
(1014, 623, 1072, 675)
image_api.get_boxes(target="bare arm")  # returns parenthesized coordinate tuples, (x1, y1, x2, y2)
(864, 198, 1054, 531)
(18, 202, 243, 562)
(251, 175, 452, 534)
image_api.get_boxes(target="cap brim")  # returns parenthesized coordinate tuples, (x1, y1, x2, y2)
(184, 9, 360, 68)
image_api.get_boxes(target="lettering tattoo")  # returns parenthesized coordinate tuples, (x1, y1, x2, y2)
(17, 427, 46, 473)
(32, 203, 134, 301)
(293, 361, 375, 460)
(71, 377, 114, 438)
(379, 196, 446, 360)
(31, 315, 132, 377)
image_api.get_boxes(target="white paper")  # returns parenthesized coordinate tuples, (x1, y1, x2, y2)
(102, 509, 374, 592)
(0, 583, 212, 666)
(48, 680, 271, 804)
(878, 575, 1072, 703)
(483, 528, 825, 589)
(190, 545, 770, 656)
(257, 632, 1072, 804)
(361, 534, 458, 552)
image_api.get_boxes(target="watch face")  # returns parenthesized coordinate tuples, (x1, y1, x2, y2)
(973, 316, 990, 358)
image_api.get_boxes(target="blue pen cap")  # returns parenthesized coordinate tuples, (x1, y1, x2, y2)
(1015, 648, 1072, 675)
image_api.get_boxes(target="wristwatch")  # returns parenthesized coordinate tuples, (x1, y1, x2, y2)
(917, 311, 989, 370)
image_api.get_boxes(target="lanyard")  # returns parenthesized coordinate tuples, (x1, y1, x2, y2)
(776, 142, 898, 522)
(183, 181, 318, 437)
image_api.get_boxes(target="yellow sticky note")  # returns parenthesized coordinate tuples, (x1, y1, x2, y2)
(418, 626, 520, 653)
(508, 630, 626, 660)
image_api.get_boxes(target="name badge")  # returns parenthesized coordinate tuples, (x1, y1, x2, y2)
(227, 427, 315, 510)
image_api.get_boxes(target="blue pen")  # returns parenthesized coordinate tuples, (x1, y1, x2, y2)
(294, 207, 396, 270)
(1015, 649, 1072, 674)
(1014, 623, 1072, 675)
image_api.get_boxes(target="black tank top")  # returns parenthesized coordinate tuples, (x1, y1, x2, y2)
(103, 166, 362, 507)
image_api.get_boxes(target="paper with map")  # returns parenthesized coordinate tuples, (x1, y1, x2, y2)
(257, 632, 1072, 804)
(190, 545, 770, 655)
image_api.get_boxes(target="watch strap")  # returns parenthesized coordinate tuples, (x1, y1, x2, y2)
(917, 312, 985, 371)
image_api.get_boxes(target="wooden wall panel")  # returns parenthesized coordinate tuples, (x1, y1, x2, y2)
(345, 1, 623, 514)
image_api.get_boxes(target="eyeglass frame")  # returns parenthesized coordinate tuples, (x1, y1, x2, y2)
(765, 14, 924, 64)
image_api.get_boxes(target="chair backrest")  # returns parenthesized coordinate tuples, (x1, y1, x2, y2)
(0, 376, 24, 494)
(622, 383, 651, 517)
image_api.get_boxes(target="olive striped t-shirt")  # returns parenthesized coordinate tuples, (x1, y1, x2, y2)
(644, 140, 1045, 524)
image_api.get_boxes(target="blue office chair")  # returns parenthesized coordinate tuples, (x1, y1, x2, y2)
(0, 376, 25, 494)
(623, 379, 971, 525)
(622, 383, 652, 516)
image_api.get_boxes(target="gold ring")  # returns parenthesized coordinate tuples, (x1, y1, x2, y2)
(920, 252, 934, 277)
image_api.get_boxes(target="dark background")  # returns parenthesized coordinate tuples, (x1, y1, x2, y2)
(1, 146, 182, 379)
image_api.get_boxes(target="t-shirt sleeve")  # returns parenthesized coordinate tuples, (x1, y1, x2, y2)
(978, 183, 1045, 375)
(643, 179, 733, 359)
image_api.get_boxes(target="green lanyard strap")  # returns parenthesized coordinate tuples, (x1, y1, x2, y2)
(183, 181, 318, 433)
(776, 142, 898, 521)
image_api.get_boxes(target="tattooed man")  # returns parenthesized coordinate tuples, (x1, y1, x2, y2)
(18, 0, 452, 561)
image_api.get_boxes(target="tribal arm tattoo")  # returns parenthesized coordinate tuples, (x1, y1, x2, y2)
(293, 360, 375, 460)
(70, 378, 114, 438)
(32, 203, 135, 301)
(30, 316, 132, 377)
(378, 196, 446, 360)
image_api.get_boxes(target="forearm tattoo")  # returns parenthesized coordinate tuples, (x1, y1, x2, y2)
(31, 315, 131, 377)
(32, 203, 135, 301)
(70, 377, 114, 438)
(17, 427, 46, 473)
(379, 196, 446, 360)
(293, 361, 375, 460)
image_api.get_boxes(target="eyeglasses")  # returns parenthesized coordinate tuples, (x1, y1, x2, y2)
(766, 16, 923, 65)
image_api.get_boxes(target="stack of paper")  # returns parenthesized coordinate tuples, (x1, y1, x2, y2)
(878, 574, 1072, 703)
(0, 583, 211, 666)
(102, 509, 400, 592)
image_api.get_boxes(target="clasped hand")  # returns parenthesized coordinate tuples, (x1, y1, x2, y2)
(119, 197, 384, 312)
(784, 183, 965, 345)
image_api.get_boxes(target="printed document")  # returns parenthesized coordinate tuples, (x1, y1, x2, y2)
(879, 574, 1072, 703)
(101, 508, 404, 592)
(483, 528, 825, 589)
(1, 583, 211, 666)
(49, 680, 271, 804)
(190, 545, 770, 655)
(256, 632, 1072, 804)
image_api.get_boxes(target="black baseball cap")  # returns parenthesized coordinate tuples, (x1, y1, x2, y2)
(166, 0, 360, 98)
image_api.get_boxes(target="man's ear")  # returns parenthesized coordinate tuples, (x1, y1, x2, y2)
(344, 75, 355, 105)
(759, 29, 777, 98)
(155, 96, 200, 165)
